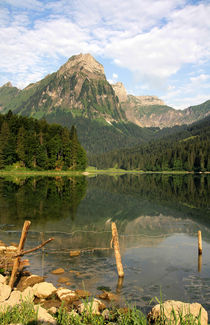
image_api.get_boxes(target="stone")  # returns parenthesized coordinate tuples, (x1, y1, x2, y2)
(17, 275, 44, 291)
(0, 246, 6, 253)
(75, 289, 91, 298)
(51, 268, 64, 275)
(148, 300, 208, 325)
(57, 288, 77, 303)
(102, 309, 110, 319)
(57, 277, 70, 283)
(0, 283, 11, 302)
(35, 305, 57, 324)
(22, 286, 35, 300)
(33, 282, 57, 299)
(69, 250, 80, 257)
(77, 298, 101, 315)
(0, 287, 34, 309)
(98, 291, 119, 302)
(0, 274, 6, 284)
(48, 306, 57, 315)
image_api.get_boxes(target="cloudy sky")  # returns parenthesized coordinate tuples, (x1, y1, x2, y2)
(0, 0, 210, 109)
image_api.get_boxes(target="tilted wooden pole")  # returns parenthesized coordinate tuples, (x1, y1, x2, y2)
(9, 220, 31, 288)
(111, 222, 124, 278)
(198, 230, 202, 255)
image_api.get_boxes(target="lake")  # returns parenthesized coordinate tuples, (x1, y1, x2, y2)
(0, 173, 210, 315)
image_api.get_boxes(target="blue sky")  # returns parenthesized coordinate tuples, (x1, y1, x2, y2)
(0, 0, 210, 109)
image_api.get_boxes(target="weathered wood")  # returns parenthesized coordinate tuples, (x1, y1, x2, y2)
(9, 220, 31, 288)
(111, 222, 124, 278)
(198, 230, 202, 255)
(15, 238, 54, 257)
(198, 253, 202, 272)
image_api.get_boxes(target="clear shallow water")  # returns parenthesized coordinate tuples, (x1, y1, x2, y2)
(0, 174, 210, 315)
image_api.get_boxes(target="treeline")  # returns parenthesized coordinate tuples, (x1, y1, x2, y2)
(0, 111, 87, 170)
(90, 117, 210, 171)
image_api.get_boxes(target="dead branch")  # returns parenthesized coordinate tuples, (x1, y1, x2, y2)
(15, 238, 54, 257)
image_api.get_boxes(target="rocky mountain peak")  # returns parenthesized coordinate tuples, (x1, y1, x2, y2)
(134, 95, 165, 106)
(2, 82, 13, 88)
(112, 82, 127, 102)
(58, 53, 105, 78)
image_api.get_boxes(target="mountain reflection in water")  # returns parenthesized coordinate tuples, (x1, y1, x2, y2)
(0, 174, 210, 315)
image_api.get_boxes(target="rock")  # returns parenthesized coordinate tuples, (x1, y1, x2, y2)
(17, 275, 44, 291)
(112, 82, 127, 102)
(77, 298, 101, 315)
(98, 291, 119, 302)
(0, 274, 6, 284)
(75, 289, 91, 298)
(5, 290, 22, 307)
(69, 270, 80, 276)
(57, 277, 70, 283)
(35, 305, 57, 324)
(0, 246, 6, 253)
(33, 282, 57, 299)
(0, 283, 11, 302)
(148, 300, 208, 325)
(51, 268, 64, 275)
(69, 250, 80, 257)
(22, 286, 35, 300)
(57, 288, 77, 303)
(102, 309, 110, 319)
(48, 306, 57, 315)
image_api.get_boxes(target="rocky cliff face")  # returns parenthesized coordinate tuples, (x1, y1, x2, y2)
(112, 82, 210, 128)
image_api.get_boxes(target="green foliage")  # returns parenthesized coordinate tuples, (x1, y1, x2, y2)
(90, 116, 210, 171)
(0, 111, 87, 171)
(0, 300, 38, 325)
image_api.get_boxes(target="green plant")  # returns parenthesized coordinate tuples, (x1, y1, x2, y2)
(0, 300, 38, 325)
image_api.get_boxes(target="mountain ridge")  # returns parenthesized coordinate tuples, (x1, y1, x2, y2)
(0, 53, 209, 153)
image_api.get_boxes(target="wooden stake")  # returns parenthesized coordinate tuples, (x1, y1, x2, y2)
(116, 276, 124, 293)
(198, 230, 202, 255)
(111, 222, 124, 278)
(198, 253, 202, 272)
(9, 220, 31, 288)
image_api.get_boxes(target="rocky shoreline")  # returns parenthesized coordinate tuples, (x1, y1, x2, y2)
(0, 243, 208, 324)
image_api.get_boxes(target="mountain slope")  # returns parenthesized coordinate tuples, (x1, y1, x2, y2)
(1, 54, 125, 122)
(90, 115, 210, 171)
(0, 53, 210, 154)
(112, 82, 210, 128)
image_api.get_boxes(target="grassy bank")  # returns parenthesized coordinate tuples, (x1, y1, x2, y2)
(0, 299, 203, 325)
(0, 165, 201, 177)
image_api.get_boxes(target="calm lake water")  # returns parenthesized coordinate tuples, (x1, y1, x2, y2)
(0, 173, 210, 315)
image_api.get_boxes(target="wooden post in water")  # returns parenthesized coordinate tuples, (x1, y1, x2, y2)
(198, 230, 202, 255)
(198, 253, 202, 272)
(9, 220, 31, 288)
(111, 222, 124, 278)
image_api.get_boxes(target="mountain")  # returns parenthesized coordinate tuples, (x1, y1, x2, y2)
(0, 53, 210, 154)
(0, 54, 160, 154)
(112, 82, 210, 128)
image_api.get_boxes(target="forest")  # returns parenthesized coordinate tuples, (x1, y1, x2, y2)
(0, 111, 87, 171)
(90, 116, 210, 172)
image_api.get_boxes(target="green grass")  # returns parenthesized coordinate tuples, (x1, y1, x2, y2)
(0, 299, 203, 325)
(0, 300, 38, 325)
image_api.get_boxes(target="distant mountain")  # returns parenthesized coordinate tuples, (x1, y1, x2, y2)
(112, 82, 210, 128)
(0, 53, 210, 154)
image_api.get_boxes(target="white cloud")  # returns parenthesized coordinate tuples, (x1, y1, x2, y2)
(190, 74, 209, 83)
(0, 0, 210, 108)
